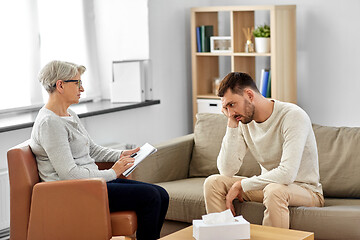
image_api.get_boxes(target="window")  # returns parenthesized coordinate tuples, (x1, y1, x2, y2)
(93, 0, 150, 99)
(0, 0, 41, 110)
(0, 0, 149, 111)
(38, 0, 90, 101)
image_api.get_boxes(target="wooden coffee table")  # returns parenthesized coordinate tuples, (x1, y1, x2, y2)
(159, 224, 314, 240)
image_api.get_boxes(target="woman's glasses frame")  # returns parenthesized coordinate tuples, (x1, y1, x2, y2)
(53, 79, 82, 89)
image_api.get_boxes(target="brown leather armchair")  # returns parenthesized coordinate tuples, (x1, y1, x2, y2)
(7, 141, 137, 240)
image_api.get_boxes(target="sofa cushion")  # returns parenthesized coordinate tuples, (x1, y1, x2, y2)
(289, 203, 360, 240)
(156, 178, 207, 223)
(189, 113, 227, 177)
(313, 124, 360, 198)
(235, 198, 360, 240)
(189, 113, 260, 178)
(158, 177, 360, 240)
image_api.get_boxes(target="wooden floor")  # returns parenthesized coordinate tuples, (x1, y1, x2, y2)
(111, 220, 191, 240)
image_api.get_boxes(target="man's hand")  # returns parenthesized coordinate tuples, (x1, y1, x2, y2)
(222, 107, 239, 128)
(225, 180, 244, 216)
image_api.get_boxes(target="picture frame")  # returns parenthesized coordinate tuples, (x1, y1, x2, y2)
(210, 36, 232, 53)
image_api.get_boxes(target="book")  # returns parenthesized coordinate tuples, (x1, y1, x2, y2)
(201, 25, 213, 52)
(266, 70, 271, 98)
(261, 69, 270, 97)
(259, 69, 265, 93)
(122, 143, 157, 177)
(196, 27, 202, 52)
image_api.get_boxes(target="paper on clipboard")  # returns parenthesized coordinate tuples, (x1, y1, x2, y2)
(122, 143, 157, 177)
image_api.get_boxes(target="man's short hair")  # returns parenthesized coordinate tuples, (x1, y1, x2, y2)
(217, 72, 260, 97)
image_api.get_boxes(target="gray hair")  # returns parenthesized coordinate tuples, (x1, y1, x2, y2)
(38, 60, 86, 93)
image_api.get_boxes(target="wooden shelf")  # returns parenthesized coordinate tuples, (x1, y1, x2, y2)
(195, 52, 271, 57)
(197, 95, 220, 99)
(233, 52, 271, 57)
(195, 52, 232, 56)
(191, 5, 297, 125)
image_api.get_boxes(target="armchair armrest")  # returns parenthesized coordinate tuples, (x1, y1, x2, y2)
(132, 133, 194, 183)
(27, 178, 112, 240)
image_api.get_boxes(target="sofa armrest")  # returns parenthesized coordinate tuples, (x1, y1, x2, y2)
(132, 133, 194, 183)
(27, 178, 112, 240)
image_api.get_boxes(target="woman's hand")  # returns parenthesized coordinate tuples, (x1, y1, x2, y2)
(111, 155, 135, 178)
(120, 147, 140, 158)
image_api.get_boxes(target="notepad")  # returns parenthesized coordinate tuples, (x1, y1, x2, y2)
(122, 143, 157, 177)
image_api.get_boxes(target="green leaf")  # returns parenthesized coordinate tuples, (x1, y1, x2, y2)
(253, 24, 270, 38)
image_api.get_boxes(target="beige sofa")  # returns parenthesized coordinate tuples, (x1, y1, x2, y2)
(131, 113, 360, 240)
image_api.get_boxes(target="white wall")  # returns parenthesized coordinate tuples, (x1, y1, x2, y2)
(295, 0, 360, 127)
(208, 0, 360, 127)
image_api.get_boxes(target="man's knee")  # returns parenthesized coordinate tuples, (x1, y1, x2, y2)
(263, 183, 288, 203)
(204, 174, 221, 187)
(204, 174, 221, 194)
(204, 174, 233, 196)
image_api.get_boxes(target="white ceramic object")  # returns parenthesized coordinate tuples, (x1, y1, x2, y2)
(255, 37, 270, 53)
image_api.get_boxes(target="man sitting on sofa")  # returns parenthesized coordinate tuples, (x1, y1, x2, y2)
(204, 72, 324, 228)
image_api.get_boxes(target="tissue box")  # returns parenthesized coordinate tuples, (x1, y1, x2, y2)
(193, 216, 250, 240)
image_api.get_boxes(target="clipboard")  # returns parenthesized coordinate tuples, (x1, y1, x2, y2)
(122, 143, 157, 177)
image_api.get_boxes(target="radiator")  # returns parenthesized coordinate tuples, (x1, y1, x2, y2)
(0, 170, 10, 232)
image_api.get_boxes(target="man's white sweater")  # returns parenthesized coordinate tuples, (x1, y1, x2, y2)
(217, 100, 323, 194)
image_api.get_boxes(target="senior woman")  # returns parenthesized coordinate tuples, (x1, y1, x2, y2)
(29, 60, 169, 240)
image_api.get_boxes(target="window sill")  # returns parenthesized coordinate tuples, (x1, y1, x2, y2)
(0, 99, 160, 133)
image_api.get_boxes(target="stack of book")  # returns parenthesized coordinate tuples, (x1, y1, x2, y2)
(259, 69, 271, 98)
(196, 25, 213, 52)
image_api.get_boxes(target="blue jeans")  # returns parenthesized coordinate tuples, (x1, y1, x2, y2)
(106, 178, 169, 240)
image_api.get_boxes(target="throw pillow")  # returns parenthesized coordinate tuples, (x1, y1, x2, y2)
(189, 113, 260, 178)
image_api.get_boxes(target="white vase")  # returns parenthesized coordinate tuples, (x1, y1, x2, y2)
(255, 37, 270, 53)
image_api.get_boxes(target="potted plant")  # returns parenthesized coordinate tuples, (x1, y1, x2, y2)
(253, 24, 270, 53)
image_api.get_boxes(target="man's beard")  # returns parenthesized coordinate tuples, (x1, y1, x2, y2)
(234, 99, 255, 124)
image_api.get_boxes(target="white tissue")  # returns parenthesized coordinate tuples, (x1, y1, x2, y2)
(202, 209, 236, 225)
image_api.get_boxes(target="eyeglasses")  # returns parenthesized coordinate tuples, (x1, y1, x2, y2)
(53, 79, 83, 89)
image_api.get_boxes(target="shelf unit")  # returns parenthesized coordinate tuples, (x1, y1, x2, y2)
(191, 5, 296, 123)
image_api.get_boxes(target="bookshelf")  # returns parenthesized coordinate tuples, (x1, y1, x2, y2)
(191, 5, 296, 123)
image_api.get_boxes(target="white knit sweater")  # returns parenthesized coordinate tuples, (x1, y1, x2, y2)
(217, 100, 323, 194)
(30, 107, 120, 182)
